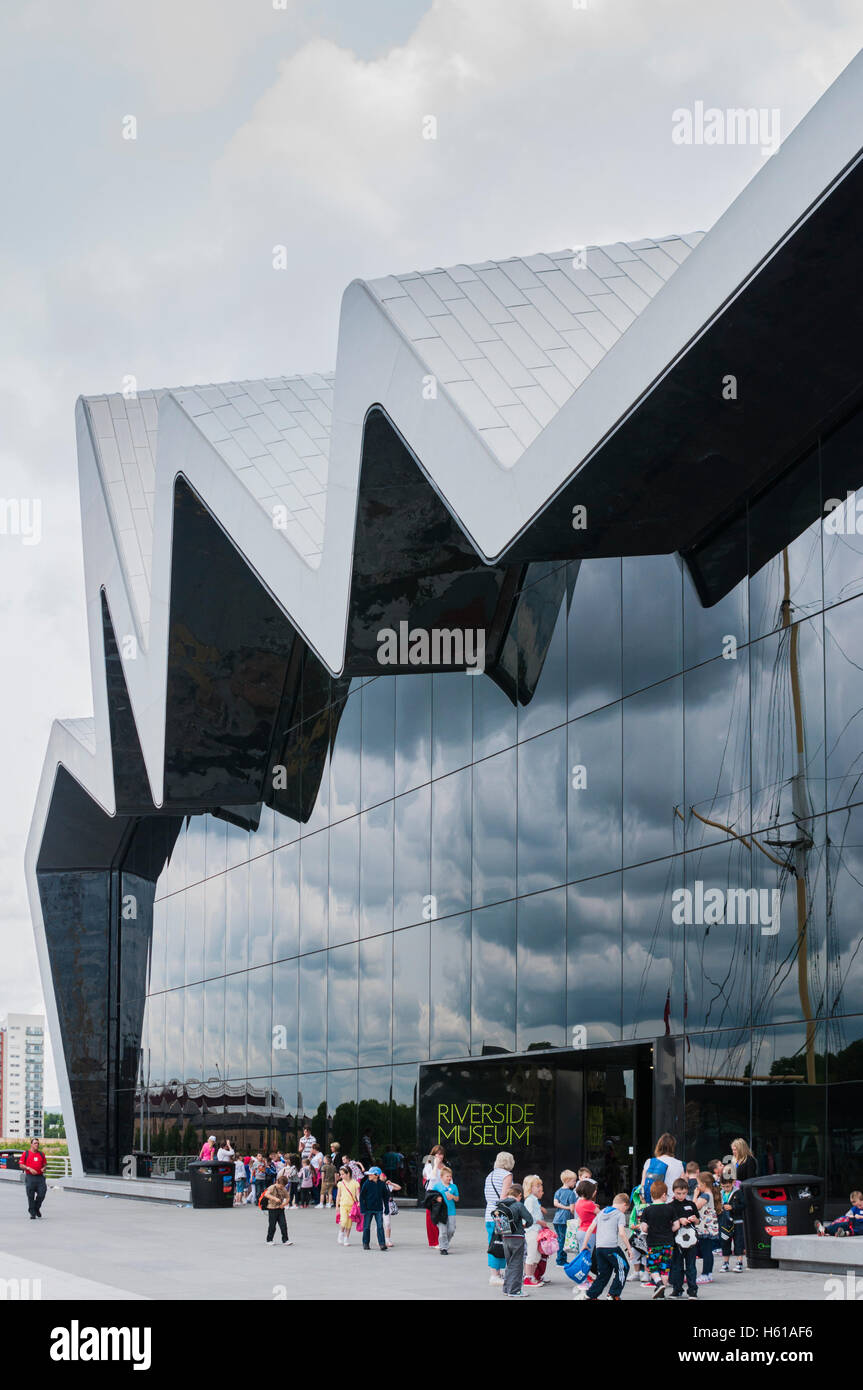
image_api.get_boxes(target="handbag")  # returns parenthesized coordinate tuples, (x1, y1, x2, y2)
(487, 1231, 504, 1260)
(388, 1196, 399, 1217)
(563, 1218, 580, 1252)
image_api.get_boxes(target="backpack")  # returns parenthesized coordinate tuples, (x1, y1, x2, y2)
(642, 1156, 668, 1203)
(491, 1202, 517, 1237)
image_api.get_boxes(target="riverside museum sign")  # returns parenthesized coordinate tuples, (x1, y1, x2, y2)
(436, 1102, 536, 1147)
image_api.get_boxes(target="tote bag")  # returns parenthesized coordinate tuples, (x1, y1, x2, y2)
(563, 1218, 581, 1252)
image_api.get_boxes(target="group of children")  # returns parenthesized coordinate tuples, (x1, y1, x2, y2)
(491, 1153, 758, 1300)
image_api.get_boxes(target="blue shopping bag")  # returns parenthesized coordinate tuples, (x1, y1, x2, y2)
(564, 1236, 594, 1284)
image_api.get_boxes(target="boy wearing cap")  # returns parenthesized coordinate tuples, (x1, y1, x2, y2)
(359, 1167, 389, 1251)
(428, 1165, 460, 1254)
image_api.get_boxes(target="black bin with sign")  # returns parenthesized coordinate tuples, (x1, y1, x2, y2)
(0, 1151, 21, 1172)
(188, 1160, 235, 1209)
(132, 1152, 153, 1179)
(739, 1173, 823, 1268)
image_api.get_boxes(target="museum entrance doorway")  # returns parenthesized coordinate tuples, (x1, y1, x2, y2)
(418, 1041, 657, 1207)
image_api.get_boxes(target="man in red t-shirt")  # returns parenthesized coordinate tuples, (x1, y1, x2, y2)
(20, 1139, 48, 1219)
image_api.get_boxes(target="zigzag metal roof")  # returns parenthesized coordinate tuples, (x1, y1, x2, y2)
(28, 48, 863, 830)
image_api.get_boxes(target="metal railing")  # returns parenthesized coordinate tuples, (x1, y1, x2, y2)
(149, 1155, 194, 1178)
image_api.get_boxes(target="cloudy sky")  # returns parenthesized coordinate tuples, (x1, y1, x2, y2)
(1, 0, 861, 1107)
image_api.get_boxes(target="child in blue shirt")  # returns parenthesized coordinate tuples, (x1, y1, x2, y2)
(429, 1165, 459, 1254)
(552, 1169, 578, 1266)
(817, 1190, 863, 1236)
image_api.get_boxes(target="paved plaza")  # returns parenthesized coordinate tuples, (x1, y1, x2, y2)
(0, 1180, 841, 1301)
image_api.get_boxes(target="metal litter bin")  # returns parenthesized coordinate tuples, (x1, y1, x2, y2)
(739, 1173, 823, 1268)
(132, 1151, 153, 1179)
(188, 1160, 235, 1209)
(0, 1151, 21, 1171)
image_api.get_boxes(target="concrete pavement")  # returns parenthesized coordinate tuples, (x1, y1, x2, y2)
(0, 1181, 843, 1301)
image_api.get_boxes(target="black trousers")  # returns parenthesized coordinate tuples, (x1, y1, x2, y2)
(25, 1175, 47, 1216)
(266, 1208, 289, 1242)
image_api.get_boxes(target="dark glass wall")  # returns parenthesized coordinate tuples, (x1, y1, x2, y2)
(117, 405, 863, 1201)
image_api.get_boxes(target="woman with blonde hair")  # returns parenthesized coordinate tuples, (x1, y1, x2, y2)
(522, 1174, 553, 1287)
(336, 1164, 360, 1246)
(730, 1138, 756, 1182)
(484, 1151, 515, 1285)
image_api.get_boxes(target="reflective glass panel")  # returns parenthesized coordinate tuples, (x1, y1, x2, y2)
(517, 571, 568, 741)
(622, 857, 683, 1038)
(516, 887, 566, 1051)
(224, 971, 247, 1080)
(225, 863, 248, 973)
(568, 558, 621, 719)
(166, 890, 185, 991)
(430, 912, 470, 1060)
(473, 670, 517, 761)
(327, 943, 359, 1070)
(203, 872, 226, 981)
(471, 746, 516, 908)
(393, 923, 430, 1063)
(296, 1073, 327, 1141)
(299, 829, 328, 953)
(183, 982, 203, 1086)
(517, 726, 566, 896)
(393, 785, 431, 930)
(470, 900, 516, 1055)
(203, 977, 224, 1085)
(751, 1022, 826, 1177)
(184, 882, 204, 987)
(329, 817, 359, 946)
(361, 677, 395, 809)
(752, 816, 826, 1027)
(683, 650, 750, 850)
(248, 851, 273, 968)
(330, 690, 361, 823)
(327, 1070, 358, 1153)
(357, 1068, 392, 1164)
(164, 988, 183, 1085)
(826, 1014, 863, 1201)
(567, 701, 622, 882)
(395, 674, 432, 794)
(360, 802, 394, 939)
(750, 614, 825, 831)
(566, 875, 621, 1044)
(359, 932, 393, 1066)
(298, 952, 327, 1072)
(682, 839, 752, 1033)
(431, 767, 472, 917)
(622, 554, 682, 695)
(432, 673, 473, 779)
(622, 676, 683, 867)
(749, 451, 822, 641)
(272, 841, 299, 962)
(825, 596, 863, 811)
(271, 957, 299, 1075)
(145, 992, 165, 1088)
(150, 897, 167, 995)
(683, 1030, 751, 1158)
(828, 806, 863, 1017)
(247, 965, 272, 1077)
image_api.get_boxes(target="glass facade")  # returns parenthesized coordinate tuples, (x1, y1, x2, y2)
(118, 406, 863, 1201)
